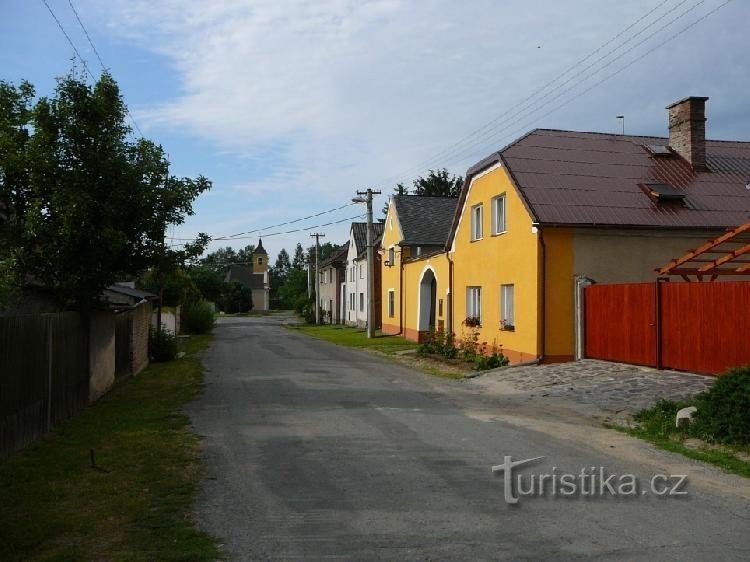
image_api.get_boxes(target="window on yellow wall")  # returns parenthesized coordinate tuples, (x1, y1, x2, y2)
(471, 204, 483, 240)
(501, 284, 515, 330)
(466, 286, 482, 324)
(492, 194, 506, 235)
(388, 247, 395, 265)
(388, 290, 395, 317)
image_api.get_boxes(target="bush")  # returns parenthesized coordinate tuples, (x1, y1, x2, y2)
(474, 352, 510, 371)
(182, 300, 215, 334)
(150, 327, 178, 362)
(418, 330, 458, 359)
(692, 365, 750, 445)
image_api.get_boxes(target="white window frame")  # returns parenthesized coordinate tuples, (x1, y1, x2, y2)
(349, 293, 355, 311)
(359, 264, 364, 279)
(492, 194, 507, 235)
(388, 289, 395, 318)
(501, 284, 515, 330)
(359, 292, 364, 312)
(471, 204, 483, 241)
(466, 286, 482, 323)
(388, 246, 395, 266)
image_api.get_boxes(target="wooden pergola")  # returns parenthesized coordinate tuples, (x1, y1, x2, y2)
(657, 221, 750, 281)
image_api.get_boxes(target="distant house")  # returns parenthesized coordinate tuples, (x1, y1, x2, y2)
(385, 95, 750, 365)
(344, 222, 384, 328)
(224, 238, 270, 311)
(318, 242, 349, 324)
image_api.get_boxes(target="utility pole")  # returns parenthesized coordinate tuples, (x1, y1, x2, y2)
(310, 233, 325, 324)
(353, 188, 381, 338)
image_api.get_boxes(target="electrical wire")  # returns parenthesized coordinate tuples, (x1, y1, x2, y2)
(41, 0, 145, 138)
(373, 0, 722, 187)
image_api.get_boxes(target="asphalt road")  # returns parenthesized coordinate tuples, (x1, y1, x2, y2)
(188, 315, 750, 560)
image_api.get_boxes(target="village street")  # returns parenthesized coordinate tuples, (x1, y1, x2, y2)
(188, 315, 750, 560)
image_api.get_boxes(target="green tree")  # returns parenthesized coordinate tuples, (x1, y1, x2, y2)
(411, 168, 462, 197)
(0, 73, 211, 309)
(236, 244, 255, 264)
(220, 281, 253, 313)
(199, 246, 237, 274)
(273, 248, 291, 282)
(188, 264, 225, 302)
(292, 243, 306, 270)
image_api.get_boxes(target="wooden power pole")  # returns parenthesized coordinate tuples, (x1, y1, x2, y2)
(310, 233, 325, 324)
(354, 188, 381, 338)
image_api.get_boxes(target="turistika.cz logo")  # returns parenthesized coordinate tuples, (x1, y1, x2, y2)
(491, 456, 688, 505)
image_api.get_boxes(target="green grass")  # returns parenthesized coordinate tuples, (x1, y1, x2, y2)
(607, 398, 750, 479)
(0, 336, 220, 562)
(614, 426, 750, 478)
(289, 324, 418, 355)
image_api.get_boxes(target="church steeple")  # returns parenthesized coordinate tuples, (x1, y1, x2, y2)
(252, 238, 268, 273)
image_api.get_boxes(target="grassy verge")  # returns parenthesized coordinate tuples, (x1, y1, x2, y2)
(0, 335, 220, 562)
(608, 398, 750, 479)
(289, 324, 418, 355)
(613, 425, 750, 478)
(288, 324, 467, 379)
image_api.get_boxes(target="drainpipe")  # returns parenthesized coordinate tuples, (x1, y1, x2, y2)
(447, 252, 454, 335)
(396, 245, 404, 335)
(536, 223, 546, 364)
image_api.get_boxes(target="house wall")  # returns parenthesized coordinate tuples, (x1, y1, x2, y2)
(318, 264, 342, 323)
(449, 164, 541, 364)
(381, 200, 405, 335)
(572, 228, 729, 283)
(400, 254, 450, 342)
(251, 287, 269, 311)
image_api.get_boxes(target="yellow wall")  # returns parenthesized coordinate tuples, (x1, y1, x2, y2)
(401, 254, 450, 340)
(449, 165, 541, 363)
(542, 228, 574, 360)
(381, 200, 404, 335)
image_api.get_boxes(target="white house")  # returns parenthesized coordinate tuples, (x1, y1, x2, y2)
(343, 222, 384, 328)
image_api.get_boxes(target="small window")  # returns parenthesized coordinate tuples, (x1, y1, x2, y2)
(388, 290, 395, 318)
(388, 247, 395, 265)
(471, 204, 483, 241)
(359, 292, 364, 312)
(466, 286, 482, 324)
(492, 195, 506, 235)
(501, 284, 515, 330)
(416, 246, 422, 256)
(438, 299, 443, 317)
(258, 258, 263, 265)
(350, 293, 355, 311)
(359, 264, 364, 279)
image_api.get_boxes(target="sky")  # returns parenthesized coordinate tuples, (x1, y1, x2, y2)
(1, 0, 748, 261)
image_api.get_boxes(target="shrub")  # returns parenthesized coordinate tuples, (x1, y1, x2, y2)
(418, 330, 458, 359)
(182, 300, 215, 334)
(692, 365, 750, 444)
(150, 327, 178, 362)
(474, 352, 510, 371)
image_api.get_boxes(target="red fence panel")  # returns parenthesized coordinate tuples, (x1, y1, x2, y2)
(661, 281, 750, 375)
(584, 283, 657, 367)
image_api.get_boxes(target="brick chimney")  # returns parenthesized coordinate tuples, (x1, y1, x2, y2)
(666, 96, 708, 170)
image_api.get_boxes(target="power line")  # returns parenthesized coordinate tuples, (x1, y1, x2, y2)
(438, 0, 712, 169)
(374, 0, 718, 188)
(40, 0, 145, 138)
(169, 213, 367, 245)
(218, 202, 359, 240)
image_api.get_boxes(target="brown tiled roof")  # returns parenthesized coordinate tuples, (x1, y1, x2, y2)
(320, 241, 349, 268)
(448, 128, 750, 247)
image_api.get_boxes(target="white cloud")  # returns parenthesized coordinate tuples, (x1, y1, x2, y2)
(84, 0, 749, 256)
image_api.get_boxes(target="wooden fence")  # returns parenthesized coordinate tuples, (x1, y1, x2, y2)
(0, 313, 89, 457)
(584, 281, 750, 375)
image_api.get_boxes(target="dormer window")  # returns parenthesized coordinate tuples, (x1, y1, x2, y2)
(640, 182, 686, 205)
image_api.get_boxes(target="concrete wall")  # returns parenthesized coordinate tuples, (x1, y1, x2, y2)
(572, 229, 727, 283)
(132, 301, 151, 375)
(251, 288, 269, 312)
(152, 306, 180, 335)
(89, 310, 115, 403)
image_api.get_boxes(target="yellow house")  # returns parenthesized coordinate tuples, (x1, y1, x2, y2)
(386, 96, 750, 364)
(381, 196, 457, 341)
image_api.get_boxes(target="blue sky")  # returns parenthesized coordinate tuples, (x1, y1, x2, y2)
(2, 0, 748, 261)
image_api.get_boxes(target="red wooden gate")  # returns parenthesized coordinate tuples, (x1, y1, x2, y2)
(584, 281, 750, 375)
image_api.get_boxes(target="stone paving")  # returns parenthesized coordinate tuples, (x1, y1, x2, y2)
(468, 359, 714, 422)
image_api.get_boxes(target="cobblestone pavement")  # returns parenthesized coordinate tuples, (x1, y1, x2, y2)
(468, 359, 714, 422)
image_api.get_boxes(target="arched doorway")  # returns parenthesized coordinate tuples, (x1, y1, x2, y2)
(418, 268, 437, 333)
